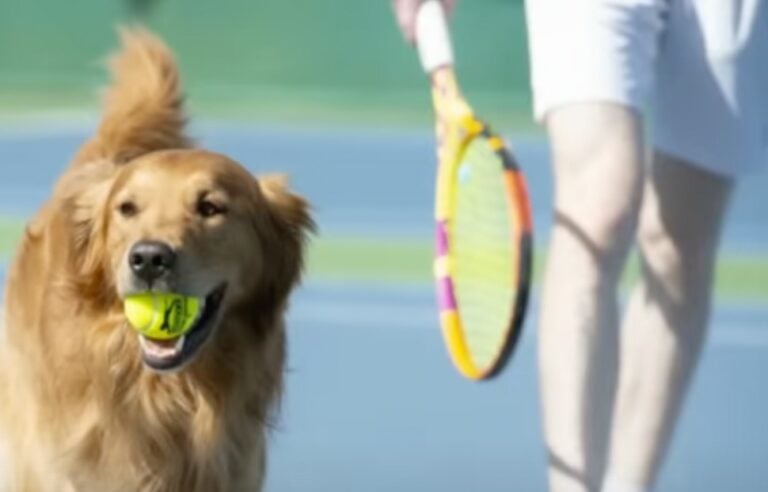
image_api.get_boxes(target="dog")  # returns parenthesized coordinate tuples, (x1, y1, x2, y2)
(0, 29, 312, 492)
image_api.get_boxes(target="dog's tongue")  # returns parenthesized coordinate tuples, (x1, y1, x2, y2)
(139, 335, 184, 360)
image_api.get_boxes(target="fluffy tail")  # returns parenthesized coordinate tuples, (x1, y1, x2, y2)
(74, 28, 191, 165)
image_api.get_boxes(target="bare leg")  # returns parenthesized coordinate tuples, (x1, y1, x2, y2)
(540, 103, 645, 492)
(603, 153, 733, 490)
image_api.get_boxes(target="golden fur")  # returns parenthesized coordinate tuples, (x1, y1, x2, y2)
(0, 29, 312, 492)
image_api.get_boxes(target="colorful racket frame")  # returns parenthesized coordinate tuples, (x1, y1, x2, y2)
(431, 69, 534, 381)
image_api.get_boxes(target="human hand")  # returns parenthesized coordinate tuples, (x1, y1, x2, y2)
(391, 0, 456, 45)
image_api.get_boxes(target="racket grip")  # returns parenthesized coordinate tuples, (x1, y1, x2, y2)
(415, 0, 455, 74)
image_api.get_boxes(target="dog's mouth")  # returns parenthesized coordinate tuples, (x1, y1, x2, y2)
(138, 284, 227, 372)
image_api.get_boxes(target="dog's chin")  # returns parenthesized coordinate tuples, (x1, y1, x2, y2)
(135, 284, 227, 373)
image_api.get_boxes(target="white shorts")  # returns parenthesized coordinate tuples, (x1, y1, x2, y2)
(525, 0, 768, 176)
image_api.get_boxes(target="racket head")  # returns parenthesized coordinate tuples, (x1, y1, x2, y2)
(431, 72, 533, 380)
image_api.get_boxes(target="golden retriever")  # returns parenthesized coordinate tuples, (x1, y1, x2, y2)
(0, 29, 312, 492)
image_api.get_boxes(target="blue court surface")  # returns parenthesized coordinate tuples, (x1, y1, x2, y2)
(0, 121, 766, 491)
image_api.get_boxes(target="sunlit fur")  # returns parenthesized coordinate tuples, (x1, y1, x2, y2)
(0, 28, 311, 492)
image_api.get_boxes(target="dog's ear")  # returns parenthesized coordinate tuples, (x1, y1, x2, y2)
(257, 174, 313, 234)
(254, 174, 314, 309)
(56, 160, 117, 302)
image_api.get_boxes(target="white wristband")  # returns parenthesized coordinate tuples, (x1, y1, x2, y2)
(415, 0, 455, 73)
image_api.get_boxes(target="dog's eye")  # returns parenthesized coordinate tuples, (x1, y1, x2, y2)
(118, 201, 138, 218)
(197, 199, 225, 218)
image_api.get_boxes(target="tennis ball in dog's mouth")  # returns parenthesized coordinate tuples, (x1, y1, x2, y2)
(124, 293, 203, 340)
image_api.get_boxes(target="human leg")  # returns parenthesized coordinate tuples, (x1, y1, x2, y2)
(603, 153, 733, 490)
(540, 103, 645, 492)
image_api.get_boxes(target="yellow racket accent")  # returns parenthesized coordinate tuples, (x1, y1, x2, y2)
(440, 310, 481, 380)
(488, 136, 505, 151)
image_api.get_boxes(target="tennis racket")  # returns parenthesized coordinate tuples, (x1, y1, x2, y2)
(415, 0, 533, 381)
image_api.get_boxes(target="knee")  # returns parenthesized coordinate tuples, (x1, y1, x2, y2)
(552, 184, 640, 286)
(635, 222, 715, 346)
(547, 105, 645, 269)
(638, 223, 682, 291)
(556, 197, 638, 256)
(636, 218, 717, 299)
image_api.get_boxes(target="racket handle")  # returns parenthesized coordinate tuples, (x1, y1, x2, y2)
(415, 0, 455, 74)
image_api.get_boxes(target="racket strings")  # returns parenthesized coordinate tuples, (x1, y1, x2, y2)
(452, 138, 518, 367)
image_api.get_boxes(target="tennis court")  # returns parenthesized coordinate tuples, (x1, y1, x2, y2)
(0, 123, 766, 491)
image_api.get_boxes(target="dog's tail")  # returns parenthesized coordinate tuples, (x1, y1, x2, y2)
(74, 28, 191, 165)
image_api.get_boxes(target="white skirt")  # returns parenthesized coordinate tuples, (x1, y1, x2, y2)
(525, 0, 768, 176)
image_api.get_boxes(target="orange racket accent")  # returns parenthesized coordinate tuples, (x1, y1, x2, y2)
(510, 170, 534, 233)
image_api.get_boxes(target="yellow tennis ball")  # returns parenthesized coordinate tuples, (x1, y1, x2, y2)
(124, 293, 202, 340)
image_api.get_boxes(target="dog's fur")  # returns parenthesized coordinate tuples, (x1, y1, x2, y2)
(0, 29, 311, 492)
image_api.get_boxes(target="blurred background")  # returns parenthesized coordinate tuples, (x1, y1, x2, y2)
(0, 1, 766, 491)
(0, 0, 530, 125)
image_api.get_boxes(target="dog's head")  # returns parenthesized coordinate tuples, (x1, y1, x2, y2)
(68, 149, 311, 372)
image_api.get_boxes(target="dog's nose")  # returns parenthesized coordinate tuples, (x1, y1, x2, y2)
(128, 241, 176, 283)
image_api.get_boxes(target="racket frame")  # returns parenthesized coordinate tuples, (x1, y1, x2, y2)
(433, 98, 533, 380)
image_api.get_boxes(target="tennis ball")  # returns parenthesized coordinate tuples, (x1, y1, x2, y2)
(124, 293, 202, 340)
